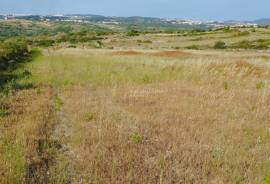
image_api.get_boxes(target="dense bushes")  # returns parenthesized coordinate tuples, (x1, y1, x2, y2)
(35, 39, 55, 47)
(0, 41, 29, 70)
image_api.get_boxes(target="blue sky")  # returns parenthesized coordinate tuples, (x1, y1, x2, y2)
(0, 0, 269, 21)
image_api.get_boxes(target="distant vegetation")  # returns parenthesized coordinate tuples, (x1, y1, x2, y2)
(231, 39, 270, 49)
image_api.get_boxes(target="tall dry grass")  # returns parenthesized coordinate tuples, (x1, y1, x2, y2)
(1, 48, 270, 183)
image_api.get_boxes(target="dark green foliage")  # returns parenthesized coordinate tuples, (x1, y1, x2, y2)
(35, 39, 55, 47)
(0, 40, 29, 70)
(0, 40, 36, 92)
(127, 30, 140, 36)
(185, 45, 200, 50)
(214, 41, 227, 49)
(67, 45, 77, 48)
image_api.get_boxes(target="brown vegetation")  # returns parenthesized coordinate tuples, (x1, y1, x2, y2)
(112, 50, 190, 58)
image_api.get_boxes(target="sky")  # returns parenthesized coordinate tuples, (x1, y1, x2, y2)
(0, 0, 269, 21)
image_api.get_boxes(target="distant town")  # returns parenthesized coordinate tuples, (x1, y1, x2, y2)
(1, 13, 267, 29)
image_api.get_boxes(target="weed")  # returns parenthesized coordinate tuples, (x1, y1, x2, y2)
(0, 105, 10, 117)
(223, 81, 229, 90)
(130, 132, 144, 144)
(256, 81, 266, 89)
(54, 96, 63, 111)
(84, 112, 94, 121)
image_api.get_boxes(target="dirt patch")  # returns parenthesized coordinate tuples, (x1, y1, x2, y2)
(112, 50, 144, 56)
(149, 51, 190, 58)
(111, 50, 191, 58)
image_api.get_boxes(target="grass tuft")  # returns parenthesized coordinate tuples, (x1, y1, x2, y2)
(130, 132, 144, 144)
(256, 81, 266, 89)
(0, 105, 10, 117)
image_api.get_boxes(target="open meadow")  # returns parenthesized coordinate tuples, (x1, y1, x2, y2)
(1, 44, 270, 183)
(0, 17, 270, 183)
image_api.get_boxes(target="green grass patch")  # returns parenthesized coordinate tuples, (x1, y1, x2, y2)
(54, 96, 63, 111)
(256, 81, 266, 89)
(22, 52, 193, 87)
(130, 132, 144, 144)
(0, 105, 10, 117)
(84, 112, 94, 121)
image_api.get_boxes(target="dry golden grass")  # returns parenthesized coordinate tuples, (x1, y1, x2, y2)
(111, 50, 190, 58)
(1, 48, 270, 183)
(0, 87, 59, 183)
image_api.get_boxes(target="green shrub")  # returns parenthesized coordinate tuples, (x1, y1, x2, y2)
(186, 45, 200, 50)
(214, 41, 227, 49)
(36, 39, 55, 47)
(67, 45, 77, 48)
(0, 40, 29, 70)
(127, 30, 140, 36)
(22, 69, 32, 78)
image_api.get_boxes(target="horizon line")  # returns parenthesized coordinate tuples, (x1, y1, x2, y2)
(0, 12, 269, 22)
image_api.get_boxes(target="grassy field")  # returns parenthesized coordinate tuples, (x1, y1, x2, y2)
(100, 28, 270, 50)
(1, 47, 270, 183)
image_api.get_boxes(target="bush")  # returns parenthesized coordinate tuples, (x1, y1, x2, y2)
(0, 40, 29, 70)
(214, 41, 227, 49)
(67, 45, 77, 48)
(186, 45, 200, 50)
(36, 39, 55, 47)
(127, 30, 140, 37)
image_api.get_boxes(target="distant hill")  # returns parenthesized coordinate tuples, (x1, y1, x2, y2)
(252, 19, 270, 25)
(2, 13, 269, 29)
